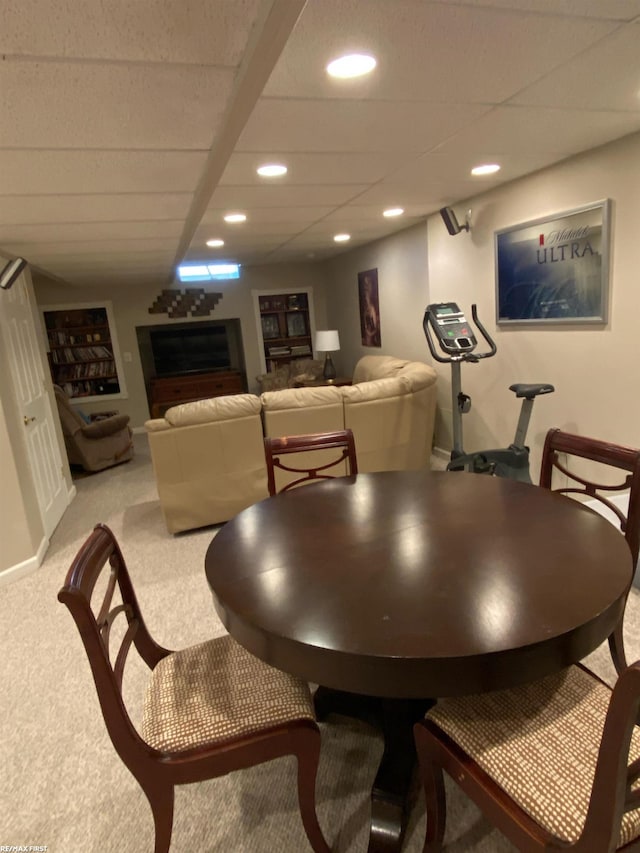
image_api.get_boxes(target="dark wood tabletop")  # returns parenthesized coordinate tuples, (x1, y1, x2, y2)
(204, 469, 633, 852)
(205, 469, 632, 698)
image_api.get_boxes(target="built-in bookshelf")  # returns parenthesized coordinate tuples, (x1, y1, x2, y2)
(43, 305, 125, 399)
(258, 292, 313, 371)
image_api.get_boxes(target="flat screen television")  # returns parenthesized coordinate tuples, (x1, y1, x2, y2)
(150, 323, 231, 376)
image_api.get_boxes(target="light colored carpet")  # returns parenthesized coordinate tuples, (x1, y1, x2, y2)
(2, 432, 638, 852)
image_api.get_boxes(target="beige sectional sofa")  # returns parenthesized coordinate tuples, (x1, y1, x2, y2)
(145, 355, 437, 533)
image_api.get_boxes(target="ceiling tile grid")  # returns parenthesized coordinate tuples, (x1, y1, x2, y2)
(1, 0, 639, 282)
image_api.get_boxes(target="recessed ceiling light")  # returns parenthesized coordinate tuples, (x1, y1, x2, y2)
(334, 233, 351, 243)
(471, 163, 501, 176)
(383, 207, 404, 218)
(326, 53, 376, 79)
(224, 212, 247, 223)
(206, 238, 225, 248)
(257, 163, 287, 177)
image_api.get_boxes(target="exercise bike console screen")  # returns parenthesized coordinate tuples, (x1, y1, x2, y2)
(426, 302, 478, 354)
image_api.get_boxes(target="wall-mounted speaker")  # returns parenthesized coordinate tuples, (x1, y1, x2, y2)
(0, 257, 27, 290)
(439, 207, 470, 236)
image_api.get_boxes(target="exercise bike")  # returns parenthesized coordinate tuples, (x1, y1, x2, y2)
(423, 302, 554, 483)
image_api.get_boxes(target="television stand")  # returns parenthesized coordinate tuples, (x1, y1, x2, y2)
(149, 370, 245, 419)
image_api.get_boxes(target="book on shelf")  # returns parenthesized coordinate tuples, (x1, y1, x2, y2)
(268, 346, 290, 356)
(290, 344, 311, 356)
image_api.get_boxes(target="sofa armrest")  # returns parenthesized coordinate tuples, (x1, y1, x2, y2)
(81, 414, 130, 439)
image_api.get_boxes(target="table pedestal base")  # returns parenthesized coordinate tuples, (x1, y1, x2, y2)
(314, 687, 433, 853)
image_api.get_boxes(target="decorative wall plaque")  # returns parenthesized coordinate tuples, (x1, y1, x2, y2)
(148, 289, 223, 319)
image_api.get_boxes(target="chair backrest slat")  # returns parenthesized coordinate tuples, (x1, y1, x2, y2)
(96, 565, 118, 622)
(264, 429, 358, 495)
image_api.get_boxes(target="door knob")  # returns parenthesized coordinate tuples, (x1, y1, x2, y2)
(23, 415, 36, 426)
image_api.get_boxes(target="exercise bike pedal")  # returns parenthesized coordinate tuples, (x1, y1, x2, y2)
(471, 455, 496, 475)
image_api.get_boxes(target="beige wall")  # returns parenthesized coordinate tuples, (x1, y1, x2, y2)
(322, 131, 640, 476)
(322, 221, 429, 375)
(33, 263, 329, 427)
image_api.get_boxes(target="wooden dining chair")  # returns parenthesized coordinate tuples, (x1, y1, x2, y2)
(414, 661, 640, 852)
(413, 430, 640, 852)
(58, 523, 331, 853)
(264, 428, 358, 495)
(540, 428, 640, 674)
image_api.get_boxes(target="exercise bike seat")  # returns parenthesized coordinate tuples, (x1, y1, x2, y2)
(509, 383, 555, 399)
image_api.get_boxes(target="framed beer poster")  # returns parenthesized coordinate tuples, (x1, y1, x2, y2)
(495, 199, 611, 325)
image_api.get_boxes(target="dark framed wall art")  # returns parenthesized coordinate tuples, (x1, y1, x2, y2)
(358, 268, 381, 347)
(495, 199, 611, 325)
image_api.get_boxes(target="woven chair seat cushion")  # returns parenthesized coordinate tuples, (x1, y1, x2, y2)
(427, 665, 640, 847)
(142, 635, 315, 753)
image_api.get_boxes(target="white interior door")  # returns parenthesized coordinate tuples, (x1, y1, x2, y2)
(0, 270, 68, 537)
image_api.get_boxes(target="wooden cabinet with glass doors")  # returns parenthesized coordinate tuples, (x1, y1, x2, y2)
(259, 292, 313, 371)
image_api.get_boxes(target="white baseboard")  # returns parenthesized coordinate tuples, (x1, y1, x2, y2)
(431, 446, 450, 461)
(431, 446, 450, 470)
(0, 535, 49, 587)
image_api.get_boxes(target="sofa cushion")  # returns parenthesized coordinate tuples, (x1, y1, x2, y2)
(261, 385, 343, 411)
(164, 394, 261, 427)
(352, 355, 410, 384)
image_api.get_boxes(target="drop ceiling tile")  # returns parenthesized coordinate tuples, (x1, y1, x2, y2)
(198, 206, 335, 227)
(1, 0, 263, 64)
(510, 25, 640, 111)
(263, 0, 616, 103)
(219, 152, 404, 185)
(183, 235, 292, 257)
(351, 182, 465, 209)
(380, 150, 566, 186)
(0, 151, 208, 195)
(291, 219, 396, 241)
(0, 194, 193, 226)
(33, 248, 175, 265)
(0, 220, 183, 243)
(435, 105, 640, 155)
(320, 205, 425, 223)
(49, 260, 173, 278)
(5, 238, 177, 256)
(55, 268, 172, 286)
(207, 184, 370, 208)
(347, 150, 564, 207)
(0, 61, 236, 149)
(441, 0, 640, 19)
(264, 247, 336, 264)
(237, 99, 491, 153)
(187, 233, 299, 251)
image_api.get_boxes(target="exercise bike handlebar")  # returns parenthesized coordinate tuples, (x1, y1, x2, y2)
(470, 304, 498, 360)
(423, 303, 497, 363)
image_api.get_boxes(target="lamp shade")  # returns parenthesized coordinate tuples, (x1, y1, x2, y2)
(315, 330, 340, 352)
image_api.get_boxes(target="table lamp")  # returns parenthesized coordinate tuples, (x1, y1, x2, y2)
(315, 330, 340, 380)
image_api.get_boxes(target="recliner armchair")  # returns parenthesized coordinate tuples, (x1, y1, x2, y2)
(53, 384, 133, 472)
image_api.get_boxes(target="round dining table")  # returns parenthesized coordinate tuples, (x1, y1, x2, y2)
(204, 469, 633, 853)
